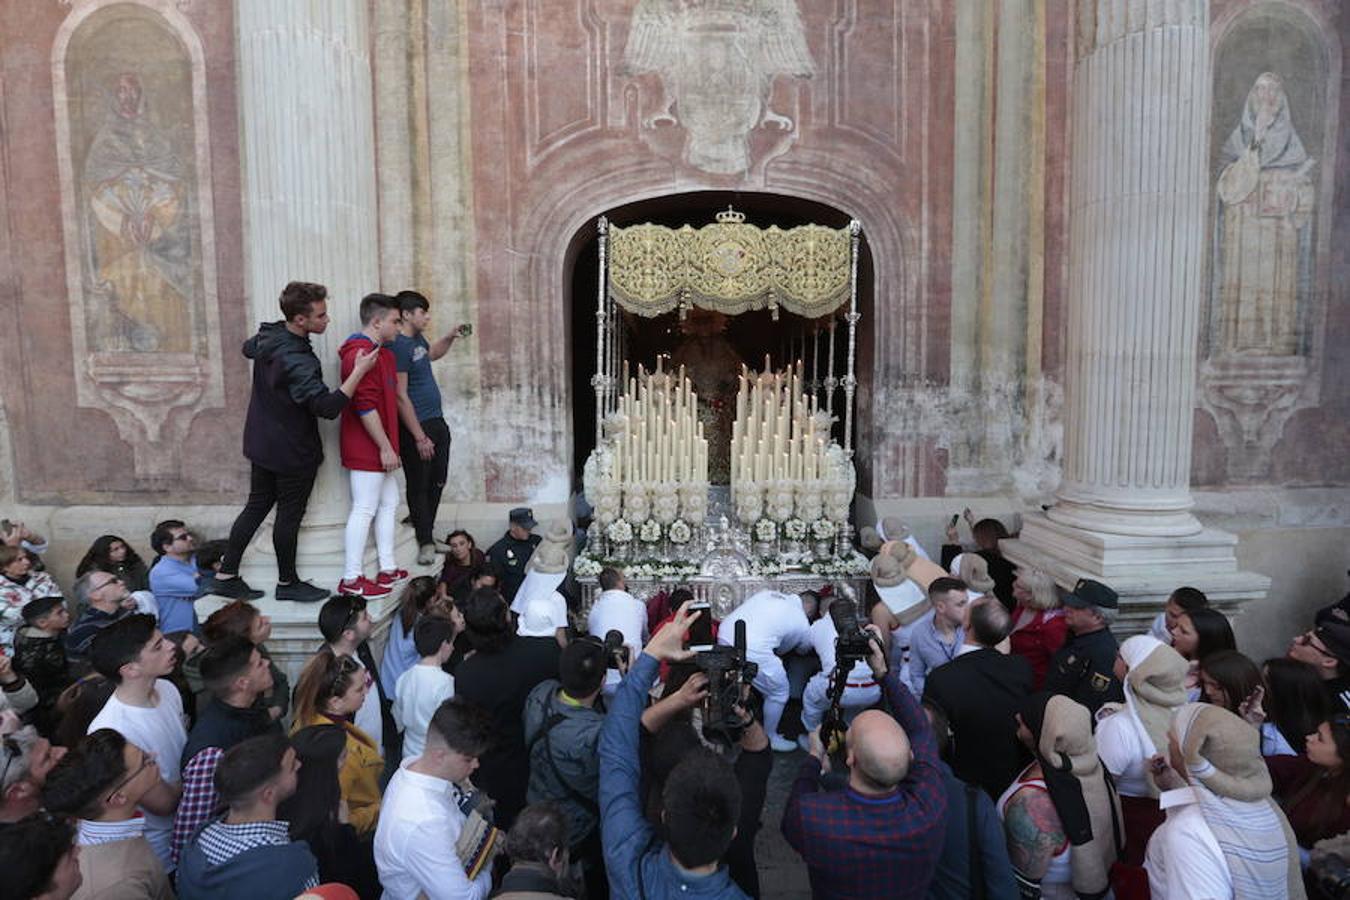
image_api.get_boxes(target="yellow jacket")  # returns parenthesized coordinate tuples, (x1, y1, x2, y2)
(293, 712, 384, 837)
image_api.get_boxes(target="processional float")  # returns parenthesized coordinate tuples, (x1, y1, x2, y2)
(577, 208, 870, 614)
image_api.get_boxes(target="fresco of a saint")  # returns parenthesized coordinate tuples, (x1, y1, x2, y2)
(83, 72, 192, 352)
(1211, 72, 1316, 357)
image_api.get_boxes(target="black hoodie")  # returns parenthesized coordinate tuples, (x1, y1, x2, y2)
(241, 321, 349, 474)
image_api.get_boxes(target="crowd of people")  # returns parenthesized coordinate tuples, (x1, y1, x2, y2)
(1, 511, 1349, 900)
(0, 284, 1348, 900)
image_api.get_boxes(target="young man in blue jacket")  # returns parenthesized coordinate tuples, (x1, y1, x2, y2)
(206, 281, 378, 604)
(598, 601, 749, 899)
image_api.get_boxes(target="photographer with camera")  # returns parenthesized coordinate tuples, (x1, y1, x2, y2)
(599, 601, 749, 899)
(799, 592, 882, 753)
(718, 589, 817, 752)
(587, 568, 647, 696)
(781, 622, 947, 898)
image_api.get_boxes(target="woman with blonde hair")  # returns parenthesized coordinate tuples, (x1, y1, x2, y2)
(292, 648, 384, 837)
(1009, 569, 1069, 689)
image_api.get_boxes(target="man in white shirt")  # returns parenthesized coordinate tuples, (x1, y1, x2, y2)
(799, 594, 880, 751)
(719, 589, 817, 752)
(86, 614, 185, 871)
(376, 698, 497, 900)
(393, 617, 458, 760)
(586, 568, 647, 694)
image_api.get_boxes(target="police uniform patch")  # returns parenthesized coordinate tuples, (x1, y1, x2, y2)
(1090, 672, 1111, 693)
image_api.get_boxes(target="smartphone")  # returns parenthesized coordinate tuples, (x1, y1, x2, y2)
(686, 601, 714, 651)
(948, 514, 959, 528)
(457, 323, 474, 337)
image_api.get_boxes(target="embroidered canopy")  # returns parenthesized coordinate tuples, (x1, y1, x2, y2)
(606, 208, 853, 318)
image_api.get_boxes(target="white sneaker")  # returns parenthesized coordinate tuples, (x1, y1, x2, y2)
(417, 544, 437, 566)
(769, 734, 798, 753)
(796, 734, 813, 753)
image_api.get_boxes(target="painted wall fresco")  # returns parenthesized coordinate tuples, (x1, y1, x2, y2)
(0, 0, 247, 500)
(1197, 0, 1345, 484)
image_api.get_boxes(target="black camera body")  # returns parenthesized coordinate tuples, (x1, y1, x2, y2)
(829, 597, 872, 666)
(693, 619, 759, 745)
(603, 629, 630, 670)
(1313, 853, 1350, 899)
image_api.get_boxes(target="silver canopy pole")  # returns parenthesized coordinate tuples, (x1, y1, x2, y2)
(593, 217, 609, 447)
(842, 220, 861, 456)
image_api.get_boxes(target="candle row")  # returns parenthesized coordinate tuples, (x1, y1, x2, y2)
(730, 357, 829, 484)
(610, 359, 708, 485)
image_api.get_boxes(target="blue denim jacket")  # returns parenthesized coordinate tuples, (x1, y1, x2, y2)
(598, 653, 749, 899)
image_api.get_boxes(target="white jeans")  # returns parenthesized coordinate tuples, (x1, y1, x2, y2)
(801, 671, 882, 733)
(344, 469, 398, 579)
(749, 653, 790, 740)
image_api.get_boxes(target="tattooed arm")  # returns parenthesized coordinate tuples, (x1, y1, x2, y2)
(1002, 785, 1067, 900)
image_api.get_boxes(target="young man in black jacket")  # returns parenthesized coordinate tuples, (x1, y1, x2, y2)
(206, 282, 379, 604)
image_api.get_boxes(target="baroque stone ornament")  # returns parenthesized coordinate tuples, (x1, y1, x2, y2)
(622, 0, 815, 175)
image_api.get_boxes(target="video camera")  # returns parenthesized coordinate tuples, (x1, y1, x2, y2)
(603, 629, 630, 670)
(692, 619, 759, 745)
(829, 595, 872, 666)
(821, 594, 881, 757)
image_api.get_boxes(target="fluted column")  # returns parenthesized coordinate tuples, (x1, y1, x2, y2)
(235, 0, 379, 521)
(1046, 0, 1209, 537)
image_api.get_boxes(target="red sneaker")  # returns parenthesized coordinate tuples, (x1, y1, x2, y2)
(376, 569, 409, 587)
(337, 576, 392, 598)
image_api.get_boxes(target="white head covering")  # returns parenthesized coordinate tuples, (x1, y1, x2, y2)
(516, 590, 568, 638)
(511, 568, 566, 617)
(1119, 635, 1187, 796)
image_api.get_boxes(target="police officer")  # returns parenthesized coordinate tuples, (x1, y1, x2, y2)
(1043, 578, 1124, 715)
(485, 507, 542, 604)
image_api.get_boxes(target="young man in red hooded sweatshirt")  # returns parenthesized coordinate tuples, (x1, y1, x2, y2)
(337, 293, 408, 598)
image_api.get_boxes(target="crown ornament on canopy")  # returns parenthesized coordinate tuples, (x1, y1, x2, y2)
(716, 206, 747, 224)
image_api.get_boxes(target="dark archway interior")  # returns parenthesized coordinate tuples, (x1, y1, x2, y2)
(564, 191, 874, 487)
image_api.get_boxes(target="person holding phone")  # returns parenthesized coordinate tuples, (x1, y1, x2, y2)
(392, 291, 470, 566)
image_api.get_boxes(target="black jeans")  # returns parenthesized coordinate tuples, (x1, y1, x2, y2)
(398, 416, 451, 545)
(220, 463, 318, 583)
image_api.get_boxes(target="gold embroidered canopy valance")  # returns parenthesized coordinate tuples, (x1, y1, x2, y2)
(607, 208, 853, 318)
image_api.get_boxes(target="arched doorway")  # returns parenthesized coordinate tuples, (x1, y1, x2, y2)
(563, 191, 874, 490)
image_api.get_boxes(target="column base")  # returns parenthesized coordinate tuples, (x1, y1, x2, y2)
(1001, 511, 1271, 636)
(199, 520, 434, 684)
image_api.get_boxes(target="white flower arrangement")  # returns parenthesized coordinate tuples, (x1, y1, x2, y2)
(809, 554, 872, 576)
(606, 519, 634, 545)
(811, 518, 838, 540)
(753, 518, 779, 542)
(637, 518, 663, 544)
(625, 561, 700, 580)
(782, 518, 808, 541)
(573, 556, 603, 577)
(667, 519, 693, 545)
(748, 557, 785, 576)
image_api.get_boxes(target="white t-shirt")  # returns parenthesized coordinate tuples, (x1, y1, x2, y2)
(393, 664, 456, 761)
(1095, 707, 1153, 798)
(87, 679, 186, 870)
(718, 590, 813, 658)
(588, 589, 648, 691)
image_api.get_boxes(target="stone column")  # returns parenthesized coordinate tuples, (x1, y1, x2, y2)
(1003, 0, 1269, 629)
(218, 0, 407, 672)
(1046, 0, 1207, 537)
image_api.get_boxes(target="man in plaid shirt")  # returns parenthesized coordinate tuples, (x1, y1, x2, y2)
(782, 623, 947, 898)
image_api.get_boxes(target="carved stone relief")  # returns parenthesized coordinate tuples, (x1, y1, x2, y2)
(621, 0, 815, 175)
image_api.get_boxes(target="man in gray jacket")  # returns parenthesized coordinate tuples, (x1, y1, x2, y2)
(523, 637, 608, 897)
